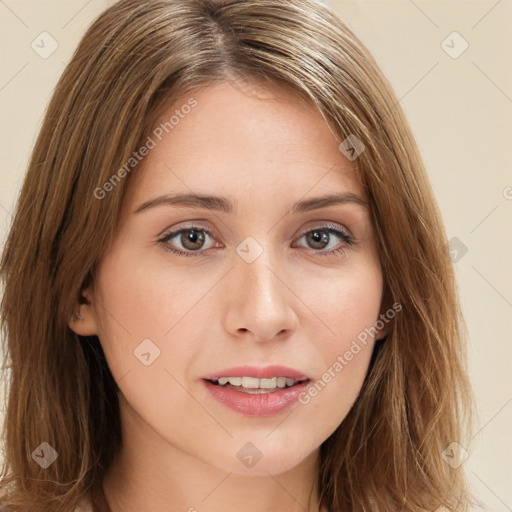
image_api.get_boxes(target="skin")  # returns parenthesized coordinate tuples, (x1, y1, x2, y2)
(69, 79, 389, 512)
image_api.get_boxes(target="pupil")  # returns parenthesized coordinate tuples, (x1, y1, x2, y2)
(309, 230, 328, 249)
(183, 229, 204, 249)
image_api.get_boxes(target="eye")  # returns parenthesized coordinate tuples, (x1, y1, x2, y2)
(157, 223, 355, 258)
(294, 224, 355, 256)
(158, 226, 218, 257)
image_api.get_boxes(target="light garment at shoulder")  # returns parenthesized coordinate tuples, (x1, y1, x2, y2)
(75, 498, 93, 512)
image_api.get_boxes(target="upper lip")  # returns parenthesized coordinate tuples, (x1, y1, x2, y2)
(203, 365, 310, 381)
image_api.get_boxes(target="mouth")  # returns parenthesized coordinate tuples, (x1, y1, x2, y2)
(205, 376, 310, 394)
(201, 365, 311, 416)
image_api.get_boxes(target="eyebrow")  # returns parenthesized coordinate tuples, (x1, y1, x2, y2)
(133, 192, 367, 215)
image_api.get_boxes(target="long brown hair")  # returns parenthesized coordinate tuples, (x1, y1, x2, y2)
(0, 0, 474, 510)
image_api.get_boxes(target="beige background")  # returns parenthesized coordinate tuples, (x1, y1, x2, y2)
(1, 1, 511, 510)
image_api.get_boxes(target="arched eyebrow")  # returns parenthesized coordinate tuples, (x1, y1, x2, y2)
(133, 192, 367, 215)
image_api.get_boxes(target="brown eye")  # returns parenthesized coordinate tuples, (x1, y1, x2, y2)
(305, 230, 330, 250)
(180, 229, 206, 250)
(295, 225, 355, 257)
(158, 227, 216, 257)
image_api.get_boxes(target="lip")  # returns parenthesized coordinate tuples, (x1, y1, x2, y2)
(202, 378, 310, 417)
(203, 365, 310, 381)
(202, 365, 311, 417)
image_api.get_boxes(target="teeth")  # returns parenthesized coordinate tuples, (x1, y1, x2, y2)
(241, 377, 260, 389)
(259, 377, 277, 389)
(213, 376, 304, 389)
(277, 377, 287, 388)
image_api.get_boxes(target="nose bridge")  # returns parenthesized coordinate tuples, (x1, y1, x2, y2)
(223, 239, 297, 341)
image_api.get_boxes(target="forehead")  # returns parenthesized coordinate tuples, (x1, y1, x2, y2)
(123, 80, 365, 212)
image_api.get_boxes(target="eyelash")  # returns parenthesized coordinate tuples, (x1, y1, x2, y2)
(157, 223, 355, 258)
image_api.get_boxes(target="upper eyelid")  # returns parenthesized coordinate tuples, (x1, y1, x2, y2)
(158, 221, 214, 237)
(159, 220, 350, 235)
(298, 222, 352, 236)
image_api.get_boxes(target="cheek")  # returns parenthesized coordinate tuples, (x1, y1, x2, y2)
(91, 247, 192, 378)
(305, 258, 383, 350)
(91, 245, 227, 403)
(94, 242, 209, 338)
(294, 261, 382, 429)
(91, 252, 207, 433)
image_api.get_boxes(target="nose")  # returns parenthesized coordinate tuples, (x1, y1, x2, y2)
(222, 248, 298, 343)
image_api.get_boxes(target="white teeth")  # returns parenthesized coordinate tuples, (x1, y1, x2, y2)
(259, 377, 277, 389)
(241, 377, 260, 388)
(277, 377, 287, 388)
(213, 376, 304, 389)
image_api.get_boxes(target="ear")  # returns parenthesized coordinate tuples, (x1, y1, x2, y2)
(375, 311, 392, 341)
(375, 292, 395, 341)
(67, 283, 100, 336)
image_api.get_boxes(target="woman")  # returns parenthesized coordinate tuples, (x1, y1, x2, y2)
(0, 0, 474, 511)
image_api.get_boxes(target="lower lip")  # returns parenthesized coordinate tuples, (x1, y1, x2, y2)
(202, 379, 310, 417)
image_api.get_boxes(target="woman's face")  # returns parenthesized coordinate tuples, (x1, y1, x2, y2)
(73, 80, 386, 476)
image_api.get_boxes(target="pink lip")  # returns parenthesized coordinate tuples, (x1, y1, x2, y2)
(202, 379, 310, 417)
(203, 365, 309, 380)
(201, 365, 311, 417)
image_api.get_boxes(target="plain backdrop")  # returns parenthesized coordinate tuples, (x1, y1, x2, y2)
(0, 1, 511, 510)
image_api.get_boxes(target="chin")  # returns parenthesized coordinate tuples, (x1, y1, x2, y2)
(207, 438, 318, 477)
